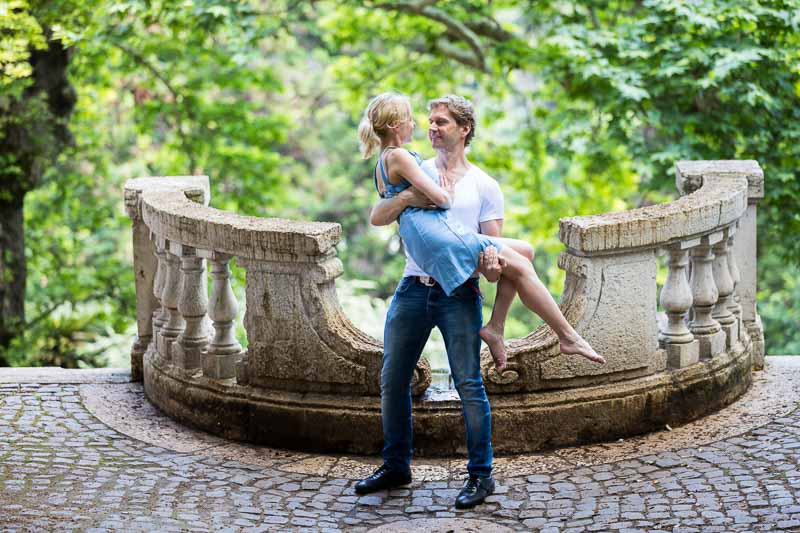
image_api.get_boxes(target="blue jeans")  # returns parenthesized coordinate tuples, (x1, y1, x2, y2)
(381, 276, 492, 477)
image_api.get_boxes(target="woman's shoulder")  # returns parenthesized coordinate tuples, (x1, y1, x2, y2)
(384, 146, 414, 161)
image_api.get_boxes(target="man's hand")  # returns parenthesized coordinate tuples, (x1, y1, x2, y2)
(478, 245, 505, 283)
(400, 187, 436, 209)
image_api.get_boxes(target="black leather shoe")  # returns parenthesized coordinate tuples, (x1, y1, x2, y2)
(354, 464, 412, 495)
(455, 474, 495, 509)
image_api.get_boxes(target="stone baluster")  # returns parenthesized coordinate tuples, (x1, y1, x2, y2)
(202, 252, 244, 379)
(156, 244, 186, 361)
(173, 245, 209, 372)
(712, 227, 738, 349)
(689, 234, 726, 358)
(151, 236, 168, 342)
(660, 243, 699, 368)
(726, 227, 743, 339)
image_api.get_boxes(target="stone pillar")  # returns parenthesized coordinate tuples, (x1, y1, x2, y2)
(173, 245, 209, 372)
(157, 245, 185, 361)
(124, 194, 159, 382)
(202, 252, 243, 379)
(689, 234, 726, 359)
(712, 227, 738, 349)
(734, 190, 766, 369)
(151, 235, 168, 343)
(660, 243, 699, 368)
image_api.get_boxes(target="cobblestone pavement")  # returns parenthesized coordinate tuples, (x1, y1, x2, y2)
(1, 359, 800, 532)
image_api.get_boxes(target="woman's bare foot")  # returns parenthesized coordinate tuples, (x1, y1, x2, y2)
(560, 334, 606, 364)
(480, 325, 507, 371)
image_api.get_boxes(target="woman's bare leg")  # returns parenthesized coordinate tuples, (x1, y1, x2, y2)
(478, 240, 534, 371)
(495, 240, 605, 364)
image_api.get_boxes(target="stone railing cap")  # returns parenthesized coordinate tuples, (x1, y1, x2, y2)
(124, 176, 211, 219)
(559, 167, 749, 254)
(676, 160, 764, 199)
(141, 188, 340, 259)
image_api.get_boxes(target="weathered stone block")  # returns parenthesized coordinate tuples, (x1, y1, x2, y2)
(721, 322, 739, 350)
(746, 317, 765, 370)
(156, 333, 180, 362)
(667, 341, 699, 368)
(172, 343, 203, 371)
(203, 351, 242, 379)
(235, 355, 250, 384)
(539, 251, 659, 383)
(696, 330, 726, 359)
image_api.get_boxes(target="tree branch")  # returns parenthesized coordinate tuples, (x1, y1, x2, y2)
(113, 42, 198, 173)
(463, 18, 515, 42)
(431, 39, 486, 71)
(370, 0, 487, 71)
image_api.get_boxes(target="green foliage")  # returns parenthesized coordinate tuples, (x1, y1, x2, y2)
(0, 1, 47, 90)
(321, 0, 800, 352)
(76, 0, 295, 215)
(759, 253, 800, 355)
(5, 0, 800, 366)
(532, 0, 800, 262)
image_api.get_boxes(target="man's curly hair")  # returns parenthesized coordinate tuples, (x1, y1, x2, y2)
(427, 94, 476, 147)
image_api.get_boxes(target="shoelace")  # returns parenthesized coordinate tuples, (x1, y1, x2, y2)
(463, 475, 480, 492)
(369, 465, 391, 480)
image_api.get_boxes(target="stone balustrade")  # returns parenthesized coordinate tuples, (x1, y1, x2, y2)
(124, 160, 765, 454)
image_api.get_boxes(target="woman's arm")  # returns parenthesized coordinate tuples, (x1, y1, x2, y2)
(389, 149, 454, 209)
(370, 188, 435, 226)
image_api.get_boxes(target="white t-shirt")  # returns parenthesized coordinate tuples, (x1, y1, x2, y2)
(402, 158, 505, 278)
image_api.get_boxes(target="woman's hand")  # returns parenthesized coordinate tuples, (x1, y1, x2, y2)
(400, 187, 436, 209)
(439, 165, 456, 204)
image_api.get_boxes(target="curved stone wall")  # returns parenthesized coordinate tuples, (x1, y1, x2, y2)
(125, 160, 765, 454)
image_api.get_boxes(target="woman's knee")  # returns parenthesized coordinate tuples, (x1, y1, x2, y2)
(501, 249, 533, 280)
(507, 240, 534, 262)
(520, 243, 535, 262)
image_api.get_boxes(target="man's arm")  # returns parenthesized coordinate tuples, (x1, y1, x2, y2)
(369, 188, 436, 226)
(479, 218, 503, 238)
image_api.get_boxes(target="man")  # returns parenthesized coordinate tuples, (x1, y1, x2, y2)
(355, 95, 506, 509)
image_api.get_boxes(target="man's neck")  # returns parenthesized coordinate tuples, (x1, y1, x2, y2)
(435, 145, 469, 173)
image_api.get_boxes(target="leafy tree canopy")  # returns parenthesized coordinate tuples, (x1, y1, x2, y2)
(2, 0, 798, 365)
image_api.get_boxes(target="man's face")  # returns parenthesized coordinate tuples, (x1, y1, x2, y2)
(428, 105, 467, 150)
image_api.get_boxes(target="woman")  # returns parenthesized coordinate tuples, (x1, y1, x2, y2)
(358, 92, 605, 369)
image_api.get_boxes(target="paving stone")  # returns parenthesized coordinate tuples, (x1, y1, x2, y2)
(2, 377, 800, 532)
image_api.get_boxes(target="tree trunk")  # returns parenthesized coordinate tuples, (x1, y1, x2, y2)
(0, 198, 26, 363)
(0, 31, 75, 364)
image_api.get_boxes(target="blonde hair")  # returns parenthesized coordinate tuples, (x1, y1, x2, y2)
(357, 92, 413, 158)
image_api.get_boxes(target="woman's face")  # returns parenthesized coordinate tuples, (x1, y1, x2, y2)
(399, 116, 415, 143)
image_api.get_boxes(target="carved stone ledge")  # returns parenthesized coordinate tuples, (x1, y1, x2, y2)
(675, 160, 764, 199)
(559, 177, 747, 254)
